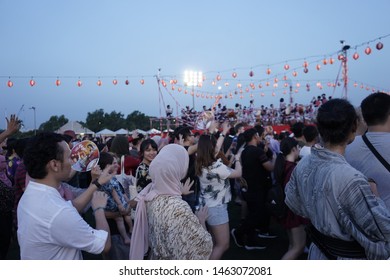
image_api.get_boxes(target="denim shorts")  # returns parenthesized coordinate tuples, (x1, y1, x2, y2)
(207, 203, 229, 226)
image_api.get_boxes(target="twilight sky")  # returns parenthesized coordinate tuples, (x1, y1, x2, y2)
(1, 0, 389, 131)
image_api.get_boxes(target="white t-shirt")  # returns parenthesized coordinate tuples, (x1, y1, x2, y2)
(198, 159, 232, 208)
(299, 146, 311, 158)
(17, 181, 108, 260)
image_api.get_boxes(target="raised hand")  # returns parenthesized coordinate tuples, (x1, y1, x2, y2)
(180, 177, 194, 195)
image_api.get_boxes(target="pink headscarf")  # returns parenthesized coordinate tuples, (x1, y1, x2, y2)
(129, 144, 189, 260)
(0, 155, 12, 187)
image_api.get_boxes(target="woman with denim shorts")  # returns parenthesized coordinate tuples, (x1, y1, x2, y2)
(195, 133, 242, 259)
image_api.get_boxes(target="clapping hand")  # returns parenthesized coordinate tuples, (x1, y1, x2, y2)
(180, 177, 194, 195)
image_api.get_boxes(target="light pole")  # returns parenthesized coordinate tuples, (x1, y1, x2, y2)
(29, 106, 36, 135)
(184, 70, 202, 111)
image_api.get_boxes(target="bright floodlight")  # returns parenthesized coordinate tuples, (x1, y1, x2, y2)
(184, 70, 203, 87)
(184, 70, 203, 110)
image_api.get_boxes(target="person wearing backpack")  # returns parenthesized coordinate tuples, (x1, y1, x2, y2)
(274, 137, 308, 259)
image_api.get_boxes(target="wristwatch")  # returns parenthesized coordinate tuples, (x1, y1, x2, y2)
(92, 179, 103, 190)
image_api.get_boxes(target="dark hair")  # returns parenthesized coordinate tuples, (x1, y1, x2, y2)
(132, 134, 144, 146)
(15, 138, 30, 158)
(316, 98, 358, 144)
(274, 137, 298, 186)
(140, 139, 158, 159)
(175, 126, 192, 141)
(62, 134, 73, 144)
(4, 138, 17, 158)
(234, 123, 245, 133)
(24, 132, 65, 179)
(98, 152, 114, 170)
(291, 122, 305, 138)
(243, 128, 258, 143)
(303, 125, 318, 143)
(254, 124, 265, 137)
(361, 92, 390, 126)
(195, 134, 217, 176)
(110, 135, 130, 157)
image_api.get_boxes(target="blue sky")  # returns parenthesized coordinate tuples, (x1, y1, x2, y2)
(1, 0, 389, 130)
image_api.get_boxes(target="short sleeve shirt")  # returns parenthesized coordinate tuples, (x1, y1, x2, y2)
(198, 159, 232, 207)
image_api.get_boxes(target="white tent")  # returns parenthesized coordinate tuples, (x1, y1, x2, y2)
(95, 128, 116, 137)
(132, 129, 147, 135)
(56, 121, 94, 135)
(115, 128, 129, 135)
(147, 128, 161, 134)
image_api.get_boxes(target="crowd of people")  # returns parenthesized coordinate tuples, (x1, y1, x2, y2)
(0, 91, 389, 260)
(169, 94, 331, 128)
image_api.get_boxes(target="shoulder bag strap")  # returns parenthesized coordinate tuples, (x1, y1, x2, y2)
(362, 134, 390, 172)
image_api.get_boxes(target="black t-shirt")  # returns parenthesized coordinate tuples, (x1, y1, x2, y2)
(241, 145, 272, 192)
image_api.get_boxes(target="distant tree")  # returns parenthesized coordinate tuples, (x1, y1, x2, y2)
(105, 111, 126, 131)
(85, 109, 126, 132)
(39, 115, 68, 132)
(125, 110, 150, 130)
(85, 109, 105, 132)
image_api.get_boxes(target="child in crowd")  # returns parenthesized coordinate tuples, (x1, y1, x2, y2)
(98, 152, 132, 245)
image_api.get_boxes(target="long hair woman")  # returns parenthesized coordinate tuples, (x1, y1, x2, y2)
(195, 134, 242, 259)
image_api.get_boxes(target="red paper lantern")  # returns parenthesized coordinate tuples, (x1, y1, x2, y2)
(284, 64, 290, 70)
(266, 68, 271, 75)
(232, 72, 237, 78)
(113, 79, 118, 85)
(261, 93, 265, 97)
(316, 64, 321, 70)
(292, 71, 297, 77)
(7, 80, 13, 87)
(329, 58, 334, 64)
(216, 74, 221, 81)
(30, 79, 36, 87)
(365, 46, 372, 55)
(125, 80, 129, 85)
(323, 58, 327, 65)
(161, 80, 167, 87)
(56, 79, 61, 86)
(97, 80, 102, 86)
(353, 52, 359, 60)
(178, 87, 182, 92)
(376, 42, 384, 50)
(303, 61, 308, 68)
(249, 70, 254, 77)
(140, 79, 145, 85)
(338, 54, 344, 60)
(77, 80, 82, 87)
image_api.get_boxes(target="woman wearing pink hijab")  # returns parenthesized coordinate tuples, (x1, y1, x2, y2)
(129, 144, 212, 260)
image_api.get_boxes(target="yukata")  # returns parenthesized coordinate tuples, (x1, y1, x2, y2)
(285, 147, 390, 260)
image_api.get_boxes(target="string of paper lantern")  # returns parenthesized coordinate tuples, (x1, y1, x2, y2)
(3, 34, 389, 94)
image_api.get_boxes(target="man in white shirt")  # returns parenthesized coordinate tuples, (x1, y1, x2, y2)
(18, 132, 115, 259)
